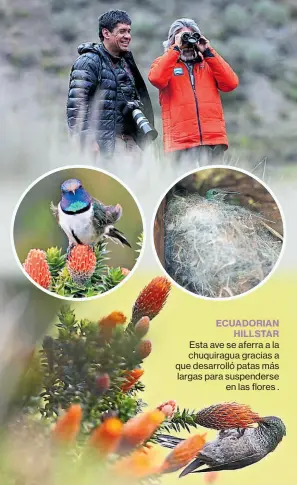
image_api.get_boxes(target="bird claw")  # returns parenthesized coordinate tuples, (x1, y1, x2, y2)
(66, 243, 76, 259)
(89, 243, 97, 253)
(237, 428, 246, 437)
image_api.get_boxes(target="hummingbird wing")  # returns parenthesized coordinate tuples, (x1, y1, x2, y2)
(92, 197, 123, 227)
(189, 452, 263, 473)
(92, 198, 131, 248)
(105, 227, 132, 248)
(50, 201, 59, 222)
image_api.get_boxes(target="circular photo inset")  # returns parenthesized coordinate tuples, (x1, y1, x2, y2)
(12, 166, 144, 300)
(153, 166, 284, 299)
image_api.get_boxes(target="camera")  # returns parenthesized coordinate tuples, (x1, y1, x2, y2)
(122, 100, 158, 142)
(181, 31, 201, 46)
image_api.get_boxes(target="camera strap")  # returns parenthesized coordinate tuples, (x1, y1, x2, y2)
(117, 58, 140, 103)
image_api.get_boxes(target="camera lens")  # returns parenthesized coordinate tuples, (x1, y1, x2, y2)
(132, 109, 158, 141)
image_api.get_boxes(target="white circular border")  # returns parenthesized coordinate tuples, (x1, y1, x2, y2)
(151, 164, 287, 302)
(11, 164, 146, 302)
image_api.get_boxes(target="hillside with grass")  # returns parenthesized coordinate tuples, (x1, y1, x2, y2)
(2, 0, 297, 162)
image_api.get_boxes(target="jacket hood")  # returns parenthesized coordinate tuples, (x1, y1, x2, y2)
(77, 42, 102, 55)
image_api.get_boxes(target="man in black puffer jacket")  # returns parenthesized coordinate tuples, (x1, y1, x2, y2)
(67, 9, 156, 159)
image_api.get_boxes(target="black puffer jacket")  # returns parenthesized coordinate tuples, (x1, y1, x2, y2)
(67, 43, 155, 155)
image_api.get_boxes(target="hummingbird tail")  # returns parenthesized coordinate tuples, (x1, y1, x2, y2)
(179, 457, 205, 477)
(155, 434, 185, 449)
(105, 227, 131, 248)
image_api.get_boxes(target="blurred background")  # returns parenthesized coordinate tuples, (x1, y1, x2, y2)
(13, 167, 143, 270)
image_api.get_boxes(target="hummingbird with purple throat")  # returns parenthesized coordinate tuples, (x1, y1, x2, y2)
(51, 178, 131, 250)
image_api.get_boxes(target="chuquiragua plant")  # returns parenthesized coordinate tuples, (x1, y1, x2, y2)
(19, 276, 172, 428)
(22, 234, 142, 298)
(2, 277, 283, 483)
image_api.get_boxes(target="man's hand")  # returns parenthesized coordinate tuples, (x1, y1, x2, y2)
(197, 35, 210, 53)
(174, 32, 184, 49)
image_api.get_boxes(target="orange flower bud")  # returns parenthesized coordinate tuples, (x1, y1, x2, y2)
(23, 249, 51, 289)
(195, 402, 261, 430)
(121, 368, 144, 393)
(66, 244, 96, 285)
(134, 316, 150, 337)
(136, 340, 152, 359)
(160, 433, 206, 474)
(132, 277, 171, 323)
(52, 404, 82, 442)
(157, 400, 177, 420)
(88, 417, 123, 455)
(120, 410, 166, 450)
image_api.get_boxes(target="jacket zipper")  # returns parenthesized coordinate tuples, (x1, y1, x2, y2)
(185, 63, 203, 145)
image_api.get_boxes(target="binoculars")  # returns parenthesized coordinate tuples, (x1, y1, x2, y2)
(181, 32, 201, 46)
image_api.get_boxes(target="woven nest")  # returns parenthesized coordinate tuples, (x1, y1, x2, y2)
(164, 193, 282, 298)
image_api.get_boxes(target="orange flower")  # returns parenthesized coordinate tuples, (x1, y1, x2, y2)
(132, 277, 171, 323)
(99, 311, 127, 330)
(52, 404, 82, 442)
(120, 410, 166, 451)
(99, 312, 127, 341)
(121, 368, 144, 393)
(136, 340, 152, 359)
(88, 417, 123, 455)
(134, 316, 150, 337)
(157, 400, 177, 420)
(195, 402, 261, 430)
(159, 433, 206, 474)
(23, 249, 51, 289)
(66, 244, 96, 285)
(113, 446, 161, 479)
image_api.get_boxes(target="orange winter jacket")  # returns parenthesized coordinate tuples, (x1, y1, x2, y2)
(148, 46, 238, 152)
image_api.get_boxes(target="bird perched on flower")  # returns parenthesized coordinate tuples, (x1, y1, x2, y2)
(51, 179, 131, 250)
(158, 416, 286, 476)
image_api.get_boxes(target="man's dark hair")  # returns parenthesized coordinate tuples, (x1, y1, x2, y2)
(98, 10, 131, 41)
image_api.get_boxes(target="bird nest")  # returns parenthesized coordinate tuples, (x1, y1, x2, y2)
(164, 193, 282, 298)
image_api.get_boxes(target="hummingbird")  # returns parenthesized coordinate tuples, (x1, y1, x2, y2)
(205, 188, 240, 202)
(51, 179, 131, 250)
(157, 416, 286, 476)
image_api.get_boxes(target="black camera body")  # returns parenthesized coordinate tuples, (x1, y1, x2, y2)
(122, 100, 158, 142)
(181, 31, 201, 47)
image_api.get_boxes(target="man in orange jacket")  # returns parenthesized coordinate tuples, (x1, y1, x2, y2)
(149, 18, 239, 164)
